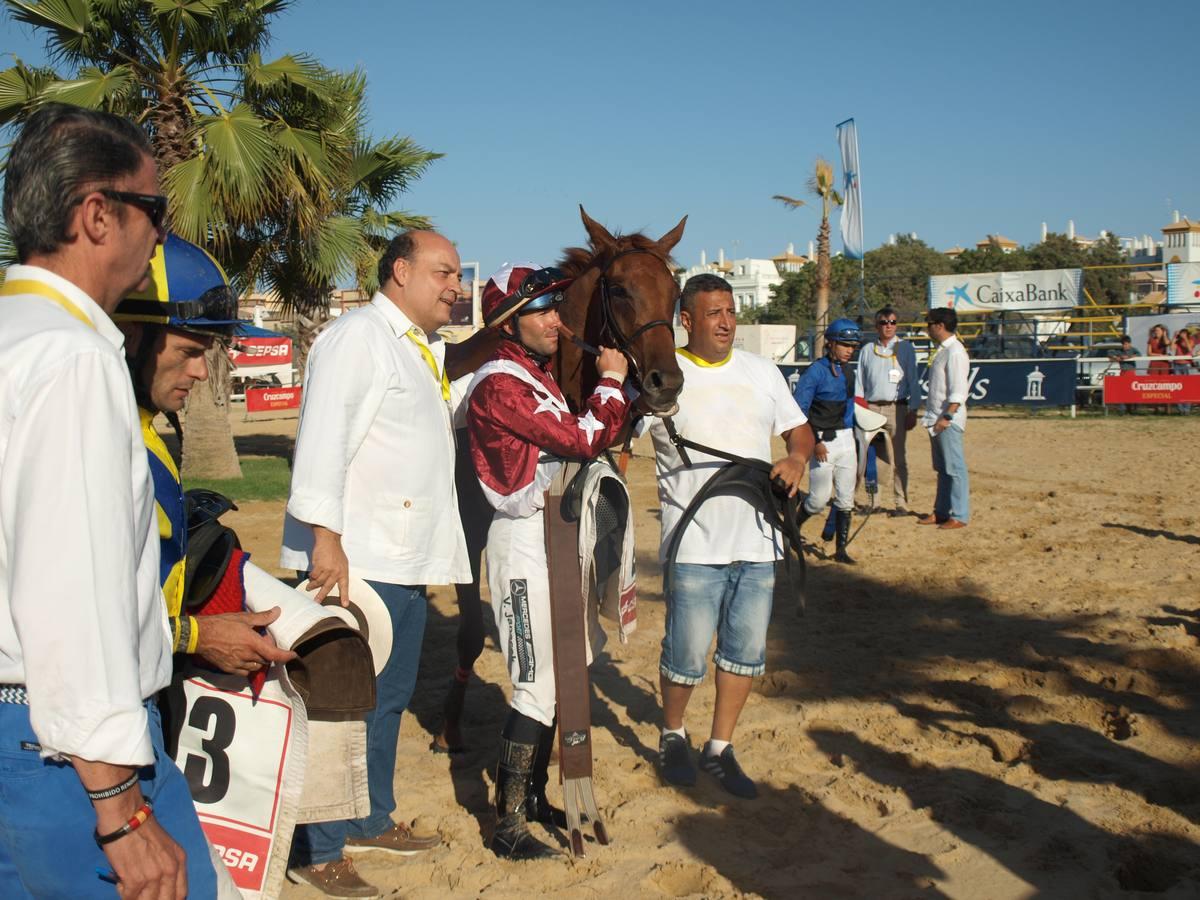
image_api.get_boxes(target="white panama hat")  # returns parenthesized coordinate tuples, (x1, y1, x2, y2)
(301, 575, 393, 677)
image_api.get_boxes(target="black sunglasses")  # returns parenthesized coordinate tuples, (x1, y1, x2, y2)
(100, 189, 169, 233)
(515, 266, 566, 300)
(877, 319, 898, 325)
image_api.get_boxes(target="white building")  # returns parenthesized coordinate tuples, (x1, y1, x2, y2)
(1162, 213, 1200, 264)
(678, 245, 803, 314)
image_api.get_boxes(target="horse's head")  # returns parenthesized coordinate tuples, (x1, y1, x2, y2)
(557, 207, 687, 416)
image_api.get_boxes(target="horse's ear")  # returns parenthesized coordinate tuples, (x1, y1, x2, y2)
(580, 205, 616, 250)
(657, 214, 688, 254)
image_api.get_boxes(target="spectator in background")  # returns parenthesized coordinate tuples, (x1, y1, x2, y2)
(1109, 334, 1139, 415)
(918, 307, 970, 530)
(854, 306, 919, 517)
(1172, 329, 1193, 414)
(1146, 324, 1171, 415)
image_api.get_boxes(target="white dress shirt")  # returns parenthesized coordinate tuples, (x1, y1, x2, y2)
(281, 293, 471, 585)
(0, 266, 171, 764)
(855, 336, 919, 404)
(922, 334, 970, 431)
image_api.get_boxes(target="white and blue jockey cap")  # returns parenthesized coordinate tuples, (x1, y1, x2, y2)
(115, 234, 241, 339)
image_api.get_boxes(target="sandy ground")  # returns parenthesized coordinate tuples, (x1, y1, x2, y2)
(215, 408, 1200, 899)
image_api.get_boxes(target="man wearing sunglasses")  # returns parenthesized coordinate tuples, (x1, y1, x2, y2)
(854, 306, 920, 517)
(466, 262, 630, 860)
(0, 104, 216, 898)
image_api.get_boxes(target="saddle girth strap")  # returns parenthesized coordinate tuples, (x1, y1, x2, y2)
(543, 463, 611, 855)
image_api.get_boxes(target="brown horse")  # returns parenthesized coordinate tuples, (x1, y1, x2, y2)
(434, 207, 687, 752)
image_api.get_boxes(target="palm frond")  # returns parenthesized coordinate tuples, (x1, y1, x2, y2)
(772, 194, 806, 209)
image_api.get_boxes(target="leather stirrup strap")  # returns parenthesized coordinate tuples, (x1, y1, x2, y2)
(544, 465, 610, 856)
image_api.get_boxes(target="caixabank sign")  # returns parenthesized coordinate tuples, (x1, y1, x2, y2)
(929, 269, 1082, 312)
(780, 359, 1076, 406)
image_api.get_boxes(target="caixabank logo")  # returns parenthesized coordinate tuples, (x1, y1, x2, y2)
(944, 279, 1074, 309)
(931, 270, 1081, 312)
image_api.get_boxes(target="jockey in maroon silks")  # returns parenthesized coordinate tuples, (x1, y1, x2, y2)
(465, 262, 630, 860)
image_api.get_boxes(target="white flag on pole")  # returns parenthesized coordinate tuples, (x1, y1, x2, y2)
(836, 118, 864, 259)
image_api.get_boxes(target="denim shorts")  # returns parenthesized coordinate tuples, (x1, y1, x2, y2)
(660, 561, 775, 684)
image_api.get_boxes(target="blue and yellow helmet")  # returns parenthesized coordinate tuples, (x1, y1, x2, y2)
(115, 234, 241, 339)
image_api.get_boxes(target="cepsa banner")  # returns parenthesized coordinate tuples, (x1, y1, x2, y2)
(231, 337, 292, 367)
(1104, 373, 1200, 405)
(929, 268, 1081, 312)
(246, 385, 301, 413)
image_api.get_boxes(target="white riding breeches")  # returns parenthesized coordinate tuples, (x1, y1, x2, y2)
(486, 510, 557, 727)
(805, 427, 857, 513)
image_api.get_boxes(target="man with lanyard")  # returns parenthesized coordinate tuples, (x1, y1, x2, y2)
(854, 306, 919, 517)
(919, 307, 970, 529)
(793, 318, 864, 564)
(282, 230, 467, 897)
(0, 103, 215, 897)
(646, 274, 810, 799)
(466, 262, 630, 859)
(114, 233, 296, 676)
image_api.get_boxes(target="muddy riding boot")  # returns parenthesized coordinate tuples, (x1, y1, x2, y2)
(492, 738, 559, 860)
(834, 509, 856, 565)
(526, 722, 567, 828)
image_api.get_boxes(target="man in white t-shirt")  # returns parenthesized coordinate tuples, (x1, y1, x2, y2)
(645, 274, 811, 799)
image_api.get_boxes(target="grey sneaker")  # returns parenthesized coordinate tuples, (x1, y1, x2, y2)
(701, 743, 757, 799)
(658, 732, 697, 786)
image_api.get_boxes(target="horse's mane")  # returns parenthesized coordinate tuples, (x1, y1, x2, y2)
(557, 231, 675, 277)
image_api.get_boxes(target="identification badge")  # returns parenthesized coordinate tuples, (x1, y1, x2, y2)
(888, 368, 902, 384)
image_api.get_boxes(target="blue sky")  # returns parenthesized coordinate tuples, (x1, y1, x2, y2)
(5, 0, 1198, 279)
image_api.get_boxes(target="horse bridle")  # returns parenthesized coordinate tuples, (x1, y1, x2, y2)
(594, 248, 677, 385)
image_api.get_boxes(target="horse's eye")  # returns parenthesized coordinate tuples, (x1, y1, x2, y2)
(609, 284, 629, 300)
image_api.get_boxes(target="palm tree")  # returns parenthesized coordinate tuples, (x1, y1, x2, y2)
(1, 0, 437, 479)
(774, 157, 843, 356)
(225, 68, 440, 376)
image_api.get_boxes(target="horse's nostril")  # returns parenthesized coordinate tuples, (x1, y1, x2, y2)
(647, 369, 664, 391)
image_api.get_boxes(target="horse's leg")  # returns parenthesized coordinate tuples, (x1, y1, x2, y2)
(433, 430, 493, 753)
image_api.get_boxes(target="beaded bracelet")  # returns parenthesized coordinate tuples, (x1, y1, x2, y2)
(94, 801, 153, 846)
(86, 772, 139, 803)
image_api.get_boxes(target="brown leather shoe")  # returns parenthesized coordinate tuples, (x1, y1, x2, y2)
(346, 820, 441, 856)
(916, 514, 946, 525)
(287, 857, 380, 899)
(939, 519, 967, 530)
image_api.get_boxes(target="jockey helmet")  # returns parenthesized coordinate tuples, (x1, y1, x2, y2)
(825, 317, 863, 346)
(114, 234, 240, 339)
(482, 262, 572, 328)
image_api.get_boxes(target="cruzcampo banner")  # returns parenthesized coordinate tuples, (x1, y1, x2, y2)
(1166, 262, 1200, 307)
(929, 268, 1082, 312)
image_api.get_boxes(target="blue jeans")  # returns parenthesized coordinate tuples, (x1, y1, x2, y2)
(931, 424, 970, 524)
(0, 700, 216, 898)
(293, 582, 427, 866)
(661, 561, 775, 684)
